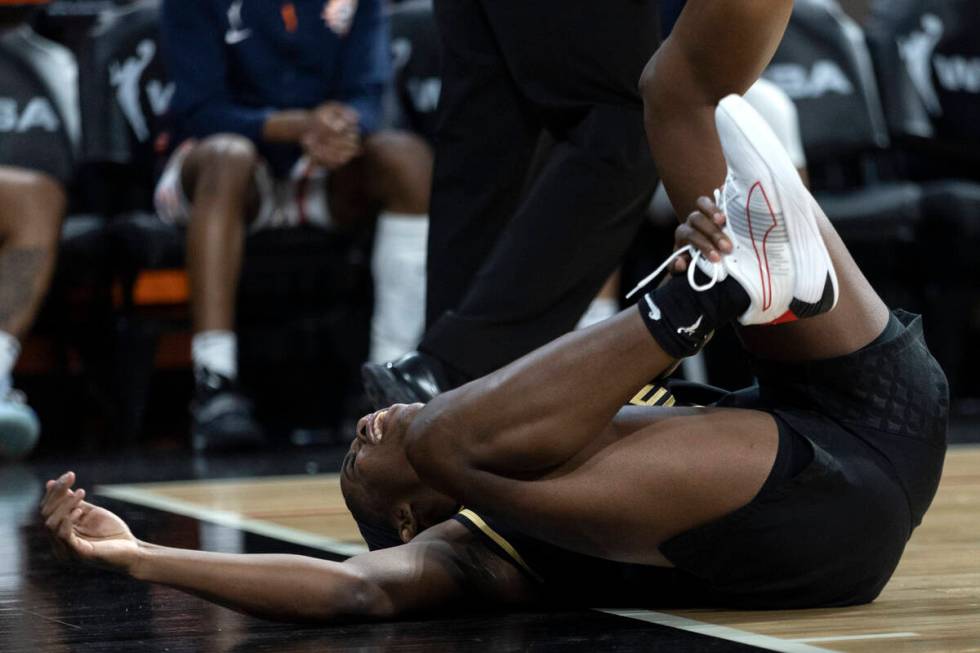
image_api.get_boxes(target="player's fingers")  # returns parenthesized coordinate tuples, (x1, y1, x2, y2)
(45, 488, 85, 531)
(669, 249, 692, 274)
(696, 195, 726, 225)
(689, 212, 732, 253)
(675, 224, 720, 263)
(41, 472, 75, 516)
(42, 487, 73, 520)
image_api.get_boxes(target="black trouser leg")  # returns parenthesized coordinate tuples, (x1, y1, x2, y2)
(421, 104, 658, 378)
(421, 0, 661, 380)
(424, 0, 540, 330)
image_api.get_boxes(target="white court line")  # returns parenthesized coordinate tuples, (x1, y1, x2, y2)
(597, 609, 837, 653)
(791, 632, 918, 643)
(96, 484, 368, 558)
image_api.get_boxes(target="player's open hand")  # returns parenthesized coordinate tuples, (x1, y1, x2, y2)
(40, 472, 140, 575)
(671, 195, 733, 273)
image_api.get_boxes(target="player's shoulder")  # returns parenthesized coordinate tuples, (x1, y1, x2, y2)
(415, 519, 539, 605)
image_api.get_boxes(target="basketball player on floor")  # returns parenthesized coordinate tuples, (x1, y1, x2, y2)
(42, 95, 948, 617)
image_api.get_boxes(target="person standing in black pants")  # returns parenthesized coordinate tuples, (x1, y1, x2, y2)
(363, 0, 661, 407)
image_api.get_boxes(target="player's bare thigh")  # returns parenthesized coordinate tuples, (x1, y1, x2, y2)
(461, 405, 778, 566)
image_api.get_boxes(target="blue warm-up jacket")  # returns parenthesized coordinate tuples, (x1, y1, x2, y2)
(160, 0, 390, 175)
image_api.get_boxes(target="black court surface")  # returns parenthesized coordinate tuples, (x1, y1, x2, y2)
(4, 439, 980, 653)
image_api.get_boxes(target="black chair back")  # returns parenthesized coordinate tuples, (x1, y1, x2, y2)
(0, 36, 74, 184)
(78, 0, 171, 211)
(387, 0, 440, 144)
(764, 0, 890, 165)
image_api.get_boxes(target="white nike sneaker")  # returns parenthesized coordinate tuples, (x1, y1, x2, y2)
(705, 94, 839, 325)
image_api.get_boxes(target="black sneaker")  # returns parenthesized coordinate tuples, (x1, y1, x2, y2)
(191, 369, 265, 452)
(360, 351, 454, 410)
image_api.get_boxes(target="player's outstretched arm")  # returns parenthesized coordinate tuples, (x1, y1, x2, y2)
(41, 472, 532, 623)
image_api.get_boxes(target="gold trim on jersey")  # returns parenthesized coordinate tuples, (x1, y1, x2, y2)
(629, 383, 675, 407)
(457, 509, 542, 582)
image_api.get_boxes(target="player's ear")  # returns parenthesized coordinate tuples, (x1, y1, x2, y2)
(395, 503, 418, 543)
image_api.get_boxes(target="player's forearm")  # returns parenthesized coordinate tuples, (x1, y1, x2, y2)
(640, 0, 792, 217)
(262, 110, 313, 143)
(132, 543, 385, 623)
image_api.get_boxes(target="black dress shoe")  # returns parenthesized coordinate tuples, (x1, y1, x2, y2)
(361, 352, 453, 410)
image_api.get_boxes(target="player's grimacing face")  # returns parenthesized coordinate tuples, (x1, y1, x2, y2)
(340, 403, 426, 506)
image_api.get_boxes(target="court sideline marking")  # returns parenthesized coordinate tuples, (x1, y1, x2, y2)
(598, 609, 836, 653)
(96, 483, 368, 557)
(99, 480, 841, 653)
(790, 632, 918, 643)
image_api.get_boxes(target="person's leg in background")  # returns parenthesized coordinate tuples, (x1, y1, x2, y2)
(358, 0, 543, 407)
(0, 166, 65, 459)
(414, 0, 660, 379)
(156, 135, 265, 451)
(422, 0, 541, 334)
(327, 131, 433, 364)
(420, 103, 658, 378)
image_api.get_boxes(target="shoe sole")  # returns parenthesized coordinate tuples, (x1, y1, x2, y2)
(717, 95, 839, 324)
(361, 363, 425, 411)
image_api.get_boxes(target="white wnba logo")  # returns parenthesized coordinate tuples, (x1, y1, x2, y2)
(109, 40, 175, 143)
(898, 14, 944, 116)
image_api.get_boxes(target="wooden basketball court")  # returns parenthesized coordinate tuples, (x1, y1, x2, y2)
(92, 445, 980, 653)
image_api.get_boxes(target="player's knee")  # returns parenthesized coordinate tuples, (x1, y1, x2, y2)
(0, 169, 65, 245)
(362, 131, 432, 212)
(193, 133, 259, 183)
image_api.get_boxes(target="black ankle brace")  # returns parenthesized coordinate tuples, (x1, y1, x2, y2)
(637, 271, 750, 359)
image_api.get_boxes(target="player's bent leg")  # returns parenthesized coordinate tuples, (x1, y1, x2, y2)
(708, 96, 890, 361)
(181, 134, 261, 334)
(0, 167, 66, 338)
(359, 131, 433, 216)
(332, 131, 433, 363)
(178, 135, 264, 450)
(0, 167, 65, 459)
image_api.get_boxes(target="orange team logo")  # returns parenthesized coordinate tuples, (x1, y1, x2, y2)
(322, 0, 357, 36)
(281, 2, 298, 33)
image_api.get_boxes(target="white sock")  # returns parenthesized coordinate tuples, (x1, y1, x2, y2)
(192, 330, 237, 379)
(369, 212, 428, 363)
(0, 331, 19, 395)
(576, 298, 620, 330)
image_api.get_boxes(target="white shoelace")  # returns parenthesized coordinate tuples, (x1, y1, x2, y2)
(624, 244, 721, 300)
(626, 188, 727, 300)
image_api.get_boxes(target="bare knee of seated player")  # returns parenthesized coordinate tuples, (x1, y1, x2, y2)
(180, 133, 261, 217)
(0, 167, 66, 245)
(0, 167, 66, 336)
(359, 130, 433, 214)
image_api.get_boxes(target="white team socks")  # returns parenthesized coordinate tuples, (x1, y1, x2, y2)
(0, 330, 20, 395)
(369, 212, 428, 363)
(192, 330, 237, 379)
